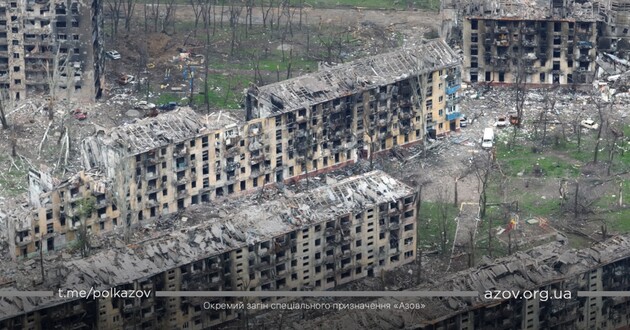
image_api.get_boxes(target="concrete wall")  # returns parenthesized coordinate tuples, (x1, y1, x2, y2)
(14, 62, 461, 259)
(0, 0, 102, 102)
(0, 192, 417, 329)
(463, 18, 597, 85)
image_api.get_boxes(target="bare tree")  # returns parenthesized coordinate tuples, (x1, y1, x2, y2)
(190, 0, 205, 37)
(471, 151, 494, 219)
(149, 0, 161, 32)
(204, 28, 211, 113)
(562, 179, 602, 219)
(0, 89, 8, 129)
(162, 0, 177, 34)
(569, 106, 586, 153)
(590, 94, 608, 163)
(606, 123, 624, 176)
(122, 0, 136, 33)
(436, 186, 452, 254)
(260, 0, 276, 29)
(228, 4, 243, 56)
(106, 0, 123, 38)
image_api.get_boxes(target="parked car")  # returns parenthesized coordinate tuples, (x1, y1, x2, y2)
(580, 119, 599, 130)
(118, 74, 135, 85)
(105, 50, 121, 60)
(496, 116, 508, 128)
(158, 101, 178, 111)
(134, 100, 156, 110)
(460, 115, 468, 127)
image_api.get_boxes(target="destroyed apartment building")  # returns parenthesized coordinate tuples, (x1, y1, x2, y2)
(0, 171, 418, 329)
(597, 0, 630, 52)
(293, 235, 630, 330)
(9, 39, 460, 259)
(0, 0, 104, 101)
(462, 0, 598, 84)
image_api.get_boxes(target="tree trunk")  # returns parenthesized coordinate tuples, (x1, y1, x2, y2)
(573, 180, 579, 219)
(453, 177, 458, 207)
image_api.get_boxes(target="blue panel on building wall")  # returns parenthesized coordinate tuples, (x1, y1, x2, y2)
(446, 112, 461, 121)
(446, 85, 460, 95)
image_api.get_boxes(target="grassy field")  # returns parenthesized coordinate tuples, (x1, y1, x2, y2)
(494, 125, 630, 236)
(135, 0, 439, 10)
(0, 156, 28, 197)
(416, 202, 458, 253)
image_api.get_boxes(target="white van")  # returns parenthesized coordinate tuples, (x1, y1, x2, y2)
(482, 128, 494, 149)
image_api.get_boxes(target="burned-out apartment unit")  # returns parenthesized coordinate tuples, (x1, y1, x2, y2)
(0, 171, 418, 329)
(296, 235, 630, 330)
(8, 40, 461, 259)
(462, 0, 598, 85)
(246, 39, 462, 151)
(0, 0, 104, 101)
(598, 0, 630, 51)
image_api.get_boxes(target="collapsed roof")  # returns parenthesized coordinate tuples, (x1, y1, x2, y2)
(0, 170, 414, 321)
(290, 235, 630, 329)
(463, 0, 600, 21)
(81, 108, 240, 158)
(251, 39, 460, 118)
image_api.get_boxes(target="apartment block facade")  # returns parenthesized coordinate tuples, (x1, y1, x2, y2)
(294, 235, 630, 330)
(0, 171, 418, 329)
(0, 0, 103, 101)
(462, 1, 598, 85)
(10, 40, 460, 259)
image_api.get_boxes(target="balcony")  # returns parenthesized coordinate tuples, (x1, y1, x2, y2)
(494, 26, 509, 34)
(522, 39, 537, 47)
(576, 54, 593, 62)
(522, 27, 536, 35)
(445, 84, 460, 95)
(495, 39, 509, 47)
(446, 112, 461, 121)
(577, 41, 593, 49)
(15, 235, 33, 246)
(446, 97, 461, 107)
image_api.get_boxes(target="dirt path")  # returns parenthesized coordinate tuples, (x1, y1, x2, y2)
(448, 202, 480, 271)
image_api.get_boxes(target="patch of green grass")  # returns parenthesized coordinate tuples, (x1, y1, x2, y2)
(497, 143, 580, 178)
(416, 202, 458, 253)
(517, 193, 560, 219)
(475, 207, 510, 258)
(0, 157, 28, 197)
(136, 0, 430, 10)
(155, 93, 181, 104)
(609, 209, 630, 232)
(192, 73, 252, 109)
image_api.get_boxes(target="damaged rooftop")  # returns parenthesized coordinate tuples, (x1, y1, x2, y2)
(83, 107, 241, 157)
(290, 235, 630, 329)
(252, 39, 460, 117)
(463, 0, 600, 21)
(0, 170, 413, 320)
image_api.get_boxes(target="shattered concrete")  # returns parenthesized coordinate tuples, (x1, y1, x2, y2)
(288, 235, 630, 330)
(0, 171, 418, 328)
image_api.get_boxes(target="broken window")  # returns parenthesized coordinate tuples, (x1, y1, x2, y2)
(553, 48, 561, 58)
